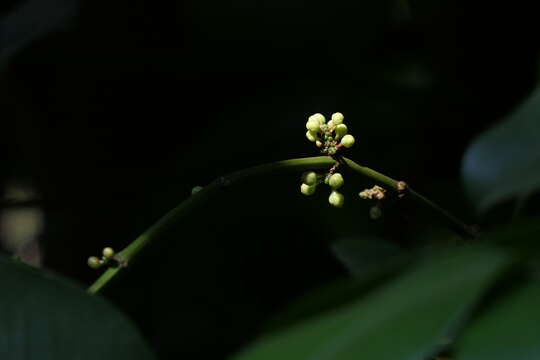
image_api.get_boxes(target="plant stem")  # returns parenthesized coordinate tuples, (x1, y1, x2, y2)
(87, 156, 476, 294)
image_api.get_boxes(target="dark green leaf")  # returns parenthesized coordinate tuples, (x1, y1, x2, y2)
(456, 282, 540, 360)
(231, 245, 511, 360)
(462, 87, 540, 211)
(0, 255, 155, 360)
(330, 236, 401, 277)
(264, 249, 412, 334)
(488, 217, 540, 260)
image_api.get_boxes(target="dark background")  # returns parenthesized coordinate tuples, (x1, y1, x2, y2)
(1, 0, 538, 358)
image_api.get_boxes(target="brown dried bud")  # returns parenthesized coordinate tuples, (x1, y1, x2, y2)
(397, 181, 408, 192)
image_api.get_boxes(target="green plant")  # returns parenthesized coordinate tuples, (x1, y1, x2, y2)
(86, 112, 477, 294)
(4, 100, 540, 359)
(2, 3, 540, 359)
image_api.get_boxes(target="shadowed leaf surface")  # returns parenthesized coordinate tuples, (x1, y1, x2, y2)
(462, 87, 540, 212)
(231, 245, 511, 360)
(0, 255, 155, 360)
(457, 282, 540, 360)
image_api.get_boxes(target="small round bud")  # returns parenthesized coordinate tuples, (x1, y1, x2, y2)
(340, 134, 355, 148)
(327, 120, 335, 129)
(328, 190, 344, 208)
(309, 113, 326, 125)
(88, 256, 101, 269)
(306, 118, 321, 132)
(335, 124, 348, 138)
(303, 171, 318, 186)
(328, 173, 344, 189)
(397, 181, 408, 192)
(331, 112, 344, 125)
(102, 247, 115, 259)
(301, 183, 317, 196)
(370, 206, 383, 220)
(306, 130, 318, 142)
(191, 186, 203, 195)
(316, 140, 323, 148)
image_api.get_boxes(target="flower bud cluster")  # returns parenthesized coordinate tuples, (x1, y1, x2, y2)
(359, 185, 387, 220)
(305, 112, 356, 155)
(359, 185, 387, 200)
(300, 170, 346, 208)
(87, 247, 116, 269)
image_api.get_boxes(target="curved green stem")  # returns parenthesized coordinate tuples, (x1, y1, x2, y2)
(87, 156, 475, 294)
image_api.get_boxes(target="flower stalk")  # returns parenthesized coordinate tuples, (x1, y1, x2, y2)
(87, 156, 477, 294)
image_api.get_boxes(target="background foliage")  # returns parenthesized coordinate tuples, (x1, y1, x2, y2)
(1, 0, 540, 359)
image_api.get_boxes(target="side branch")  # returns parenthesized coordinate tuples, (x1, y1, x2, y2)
(88, 156, 475, 294)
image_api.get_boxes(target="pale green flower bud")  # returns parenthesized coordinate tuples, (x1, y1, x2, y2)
(309, 113, 326, 124)
(328, 173, 344, 189)
(102, 247, 115, 259)
(327, 120, 334, 129)
(306, 118, 320, 132)
(301, 183, 317, 196)
(88, 256, 101, 269)
(328, 190, 344, 207)
(303, 171, 318, 186)
(335, 124, 348, 138)
(331, 112, 344, 125)
(306, 130, 318, 142)
(340, 134, 355, 148)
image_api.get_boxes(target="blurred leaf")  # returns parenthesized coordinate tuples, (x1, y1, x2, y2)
(488, 217, 540, 260)
(0, 255, 155, 360)
(330, 236, 401, 277)
(231, 245, 511, 360)
(456, 282, 540, 360)
(265, 248, 413, 333)
(0, 0, 80, 68)
(462, 87, 540, 212)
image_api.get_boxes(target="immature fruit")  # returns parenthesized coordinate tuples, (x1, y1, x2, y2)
(328, 173, 344, 189)
(328, 190, 344, 207)
(301, 183, 316, 196)
(340, 134, 355, 148)
(335, 124, 348, 138)
(331, 112, 344, 125)
(88, 256, 101, 269)
(303, 171, 318, 186)
(102, 247, 115, 259)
